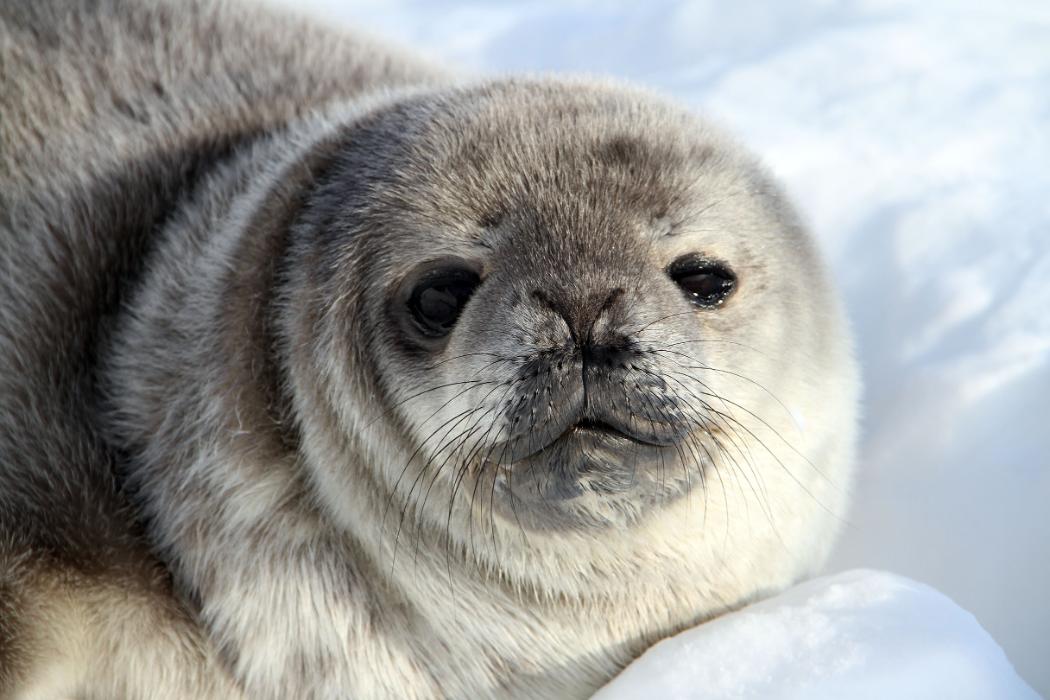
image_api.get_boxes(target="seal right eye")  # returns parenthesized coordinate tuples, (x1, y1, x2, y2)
(668, 255, 737, 307)
(407, 268, 481, 337)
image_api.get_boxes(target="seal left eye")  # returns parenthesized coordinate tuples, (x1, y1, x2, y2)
(408, 268, 481, 337)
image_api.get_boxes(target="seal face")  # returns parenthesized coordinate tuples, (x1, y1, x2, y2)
(289, 82, 856, 540)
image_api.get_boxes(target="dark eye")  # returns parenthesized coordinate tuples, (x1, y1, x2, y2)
(668, 255, 737, 307)
(408, 268, 481, 337)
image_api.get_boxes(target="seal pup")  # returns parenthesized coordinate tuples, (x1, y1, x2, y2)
(0, 0, 860, 697)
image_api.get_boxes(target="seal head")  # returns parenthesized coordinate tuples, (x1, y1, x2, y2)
(283, 80, 854, 537)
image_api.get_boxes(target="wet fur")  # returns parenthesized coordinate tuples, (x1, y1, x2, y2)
(0, 0, 859, 697)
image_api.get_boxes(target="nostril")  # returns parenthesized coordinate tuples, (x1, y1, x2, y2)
(530, 289, 552, 306)
(531, 288, 576, 341)
(599, 288, 626, 316)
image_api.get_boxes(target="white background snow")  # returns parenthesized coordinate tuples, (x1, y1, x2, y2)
(267, 0, 1049, 694)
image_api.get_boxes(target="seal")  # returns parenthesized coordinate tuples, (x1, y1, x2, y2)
(0, 0, 860, 697)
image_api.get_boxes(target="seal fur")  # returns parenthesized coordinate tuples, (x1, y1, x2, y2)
(0, 1, 859, 697)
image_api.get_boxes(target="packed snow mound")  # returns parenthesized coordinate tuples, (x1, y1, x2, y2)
(594, 570, 1039, 700)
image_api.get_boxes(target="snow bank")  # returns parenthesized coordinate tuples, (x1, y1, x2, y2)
(594, 570, 1039, 700)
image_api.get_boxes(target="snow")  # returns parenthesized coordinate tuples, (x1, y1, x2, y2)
(593, 570, 1040, 699)
(267, 0, 1050, 694)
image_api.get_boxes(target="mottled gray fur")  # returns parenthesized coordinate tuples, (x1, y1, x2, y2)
(0, 0, 859, 697)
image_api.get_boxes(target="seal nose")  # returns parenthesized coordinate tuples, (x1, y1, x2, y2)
(531, 286, 626, 349)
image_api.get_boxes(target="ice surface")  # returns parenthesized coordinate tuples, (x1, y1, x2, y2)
(593, 570, 1039, 700)
(266, 0, 1050, 693)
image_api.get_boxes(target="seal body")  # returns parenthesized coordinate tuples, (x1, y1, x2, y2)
(0, 1, 859, 698)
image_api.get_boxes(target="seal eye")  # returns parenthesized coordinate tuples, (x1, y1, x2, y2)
(668, 255, 736, 307)
(408, 268, 481, 337)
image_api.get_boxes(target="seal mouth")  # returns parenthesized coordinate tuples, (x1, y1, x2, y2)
(491, 414, 683, 468)
(486, 415, 705, 527)
(568, 418, 660, 445)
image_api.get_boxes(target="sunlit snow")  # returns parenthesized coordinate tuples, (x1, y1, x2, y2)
(595, 571, 1038, 699)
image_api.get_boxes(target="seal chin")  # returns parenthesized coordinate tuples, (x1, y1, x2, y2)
(486, 422, 697, 530)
